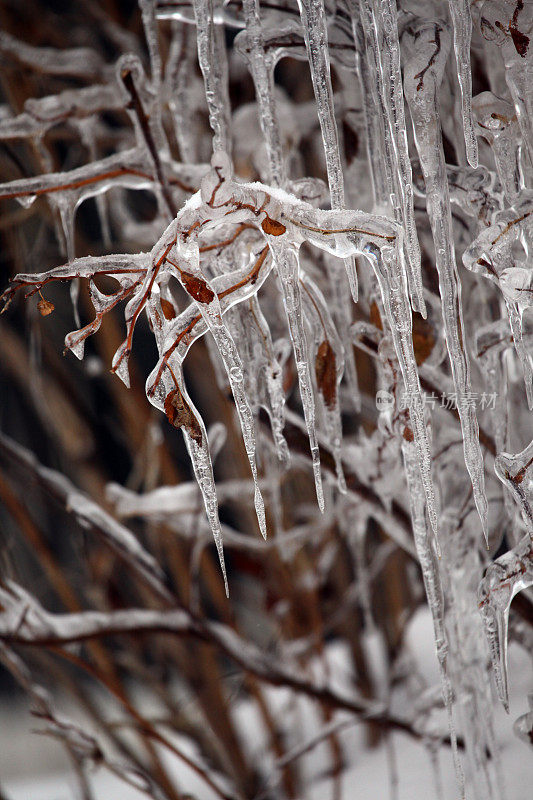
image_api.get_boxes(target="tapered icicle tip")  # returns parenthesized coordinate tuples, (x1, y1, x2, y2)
(475, 490, 490, 548)
(216, 543, 229, 598)
(255, 487, 268, 540)
(466, 146, 478, 171)
(344, 256, 359, 304)
(311, 452, 325, 513)
(526, 378, 533, 411)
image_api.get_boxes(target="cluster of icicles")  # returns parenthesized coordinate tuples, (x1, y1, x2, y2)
(1, 0, 533, 793)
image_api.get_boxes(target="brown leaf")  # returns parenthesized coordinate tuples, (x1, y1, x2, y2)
(369, 301, 383, 330)
(181, 272, 215, 304)
(164, 387, 203, 444)
(261, 216, 286, 236)
(37, 298, 55, 316)
(412, 315, 435, 366)
(160, 298, 176, 320)
(402, 426, 414, 442)
(315, 340, 337, 410)
(509, 24, 529, 57)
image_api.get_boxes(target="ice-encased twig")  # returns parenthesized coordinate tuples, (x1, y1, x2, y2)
(0, 431, 171, 603)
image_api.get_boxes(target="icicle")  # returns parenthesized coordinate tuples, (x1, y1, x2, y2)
(478, 533, 533, 711)
(268, 238, 324, 510)
(473, 92, 523, 203)
(297, 0, 358, 302)
(246, 295, 290, 465)
(144, 283, 230, 592)
(350, 12, 389, 208)
(324, 255, 361, 411)
(241, 0, 286, 186)
(448, 0, 478, 167)
(139, 0, 162, 89)
(463, 198, 533, 409)
(177, 373, 230, 594)
(166, 22, 199, 164)
(374, 0, 424, 312)
(168, 274, 267, 538)
(356, 0, 425, 316)
(404, 20, 489, 543)
(363, 239, 438, 543)
(402, 437, 465, 795)
(301, 272, 346, 492)
(514, 694, 533, 748)
(192, 0, 231, 153)
(494, 438, 533, 534)
(53, 193, 80, 328)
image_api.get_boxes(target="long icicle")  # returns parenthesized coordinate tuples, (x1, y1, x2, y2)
(404, 21, 489, 542)
(402, 436, 464, 797)
(447, 0, 479, 168)
(357, 0, 426, 316)
(192, 0, 231, 152)
(298, 0, 359, 302)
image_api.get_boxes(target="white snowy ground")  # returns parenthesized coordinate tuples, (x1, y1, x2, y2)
(1, 609, 531, 800)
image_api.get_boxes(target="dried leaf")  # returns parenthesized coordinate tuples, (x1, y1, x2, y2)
(315, 340, 337, 409)
(37, 298, 55, 316)
(261, 216, 286, 236)
(369, 301, 383, 331)
(160, 298, 176, 320)
(164, 387, 203, 444)
(412, 315, 435, 366)
(181, 272, 215, 304)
